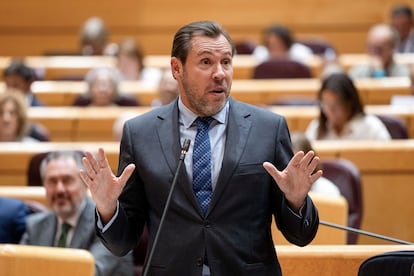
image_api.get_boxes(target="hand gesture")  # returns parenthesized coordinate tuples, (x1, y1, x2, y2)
(79, 147, 135, 223)
(263, 150, 322, 211)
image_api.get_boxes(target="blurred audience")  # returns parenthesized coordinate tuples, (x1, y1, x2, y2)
(0, 197, 30, 243)
(253, 24, 314, 63)
(348, 23, 410, 78)
(390, 4, 414, 53)
(79, 16, 117, 56)
(305, 73, 391, 140)
(73, 67, 139, 106)
(3, 61, 44, 107)
(116, 37, 162, 85)
(0, 90, 46, 142)
(290, 131, 341, 197)
(20, 150, 134, 276)
(150, 68, 179, 108)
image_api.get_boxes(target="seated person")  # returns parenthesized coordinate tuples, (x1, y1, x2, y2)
(305, 73, 391, 140)
(0, 90, 48, 142)
(116, 37, 162, 85)
(253, 24, 314, 64)
(79, 16, 117, 56)
(20, 151, 134, 276)
(73, 67, 139, 106)
(150, 68, 179, 108)
(290, 131, 341, 197)
(348, 23, 410, 78)
(0, 197, 30, 243)
(3, 60, 44, 107)
(390, 4, 414, 53)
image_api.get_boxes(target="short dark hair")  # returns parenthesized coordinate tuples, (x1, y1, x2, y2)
(3, 61, 37, 82)
(265, 24, 294, 49)
(391, 4, 413, 20)
(171, 20, 235, 65)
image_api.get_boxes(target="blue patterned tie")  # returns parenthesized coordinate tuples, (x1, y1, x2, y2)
(193, 117, 214, 216)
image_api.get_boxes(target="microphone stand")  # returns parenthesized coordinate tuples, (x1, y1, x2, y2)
(143, 139, 191, 276)
(320, 220, 414, 245)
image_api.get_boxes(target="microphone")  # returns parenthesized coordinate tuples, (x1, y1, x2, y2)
(143, 139, 191, 276)
(320, 220, 413, 245)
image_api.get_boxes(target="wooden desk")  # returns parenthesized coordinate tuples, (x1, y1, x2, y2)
(27, 105, 414, 142)
(313, 140, 414, 245)
(0, 186, 48, 207)
(273, 192, 348, 245)
(277, 244, 414, 276)
(339, 53, 414, 72)
(0, 55, 322, 81)
(0, 244, 94, 276)
(0, 140, 414, 245)
(5, 76, 407, 107)
(0, 142, 119, 186)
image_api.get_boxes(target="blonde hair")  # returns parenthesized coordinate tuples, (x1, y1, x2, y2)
(0, 89, 29, 139)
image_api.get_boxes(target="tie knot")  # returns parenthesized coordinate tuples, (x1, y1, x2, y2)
(195, 117, 214, 130)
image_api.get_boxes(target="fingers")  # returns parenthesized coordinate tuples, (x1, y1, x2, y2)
(118, 164, 136, 185)
(97, 147, 110, 170)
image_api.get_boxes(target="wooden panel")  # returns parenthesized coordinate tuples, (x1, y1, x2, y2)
(277, 245, 414, 276)
(273, 192, 348, 245)
(0, 0, 410, 55)
(0, 244, 94, 276)
(24, 105, 414, 143)
(22, 76, 412, 107)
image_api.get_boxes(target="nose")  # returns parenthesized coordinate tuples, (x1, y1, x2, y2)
(56, 180, 66, 192)
(212, 63, 225, 80)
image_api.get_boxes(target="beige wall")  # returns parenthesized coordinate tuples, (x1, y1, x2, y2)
(0, 0, 411, 56)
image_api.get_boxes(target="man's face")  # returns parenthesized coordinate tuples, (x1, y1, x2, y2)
(43, 157, 87, 220)
(367, 35, 394, 67)
(4, 74, 31, 94)
(392, 14, 412, 40)
(171, 34, 233, 117)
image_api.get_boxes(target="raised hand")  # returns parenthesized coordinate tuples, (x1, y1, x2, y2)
(263, 150, 322, 211)
(79, 147, 135, 223)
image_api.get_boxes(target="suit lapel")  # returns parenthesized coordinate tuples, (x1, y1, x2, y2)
(38, 215, 58, 246)
(155, 101, 197, 210)
(69, 199, 94, 248)
(207, 99, 252, 216)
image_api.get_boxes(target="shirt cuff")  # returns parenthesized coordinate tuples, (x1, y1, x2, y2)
(96, 201, 120, 233)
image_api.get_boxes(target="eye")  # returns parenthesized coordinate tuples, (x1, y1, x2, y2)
(222, 59, 231, 65)
(201, 58, 211, 65)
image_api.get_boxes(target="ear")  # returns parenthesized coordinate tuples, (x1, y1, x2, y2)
(170, 57, 182, 80)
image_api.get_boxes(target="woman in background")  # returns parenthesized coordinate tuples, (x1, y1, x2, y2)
(306, 73, 391, 140)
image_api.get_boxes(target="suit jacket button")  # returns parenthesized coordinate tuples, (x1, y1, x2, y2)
(204, 220, 211, 228)
(304, 219, 310, 228)
(196, 257, 203, 267)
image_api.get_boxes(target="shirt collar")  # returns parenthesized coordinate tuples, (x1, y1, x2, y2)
(178, 96, 229, 128)
(57, 198, 87, 227)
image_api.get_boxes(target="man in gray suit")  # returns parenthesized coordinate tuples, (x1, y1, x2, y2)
(20, 151, 133, 276)
(81, 21, 320, 275)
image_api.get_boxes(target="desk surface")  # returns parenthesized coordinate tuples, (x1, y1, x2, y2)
(1, 76, 409, 107)
(26, 105, 414, 141)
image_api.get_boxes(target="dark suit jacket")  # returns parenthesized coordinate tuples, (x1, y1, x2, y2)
(0, 197, 29, 243)
(20, 198, 133, 276)
(99, 98, 319, 275)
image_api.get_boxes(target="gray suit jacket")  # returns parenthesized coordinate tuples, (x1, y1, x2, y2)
(99, 98, 319, 276)
(20, 198, 133, 276)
